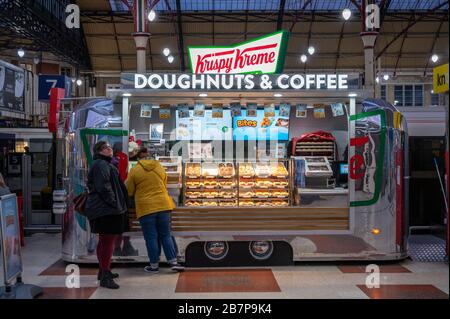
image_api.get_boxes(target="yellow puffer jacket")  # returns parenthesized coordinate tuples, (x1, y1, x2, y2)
(126, 159, 175, 219)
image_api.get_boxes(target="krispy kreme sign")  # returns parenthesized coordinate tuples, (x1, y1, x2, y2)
(188, 31, 289, 74)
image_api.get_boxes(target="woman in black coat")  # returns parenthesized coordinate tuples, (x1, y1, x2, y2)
(84, 140, 128, 289)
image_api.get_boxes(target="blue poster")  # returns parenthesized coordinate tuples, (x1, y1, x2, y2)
(0, 194, 22, 284)
(233, 109, 289, 141)
(38, 75, 72, 102)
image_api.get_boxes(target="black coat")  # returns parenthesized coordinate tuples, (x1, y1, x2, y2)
(84, 154, 128, 221)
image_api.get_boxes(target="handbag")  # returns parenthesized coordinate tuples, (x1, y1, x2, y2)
(73, 191, 88, 215)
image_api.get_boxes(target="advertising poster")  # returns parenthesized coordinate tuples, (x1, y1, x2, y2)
(178, 103, 190, 118)
(296, 104, 307, 118)
(246, 103, 257, 117)
(331, 103, 345, 117)
(314, 106, 326, 119)
(0, 194, 23, 284)
(194, 103, 205, 117)
(0, 60, 25, 113)
(140, 104, 152, 118)
(159, 104, 171, 119)
(230, 102, 242, 117)
(149, 123, 164, 140)
(264, 104, 276, 117)
(233, 110, 289, 141)
(279, 103, 291, 117)
(212, 103, 223, 118)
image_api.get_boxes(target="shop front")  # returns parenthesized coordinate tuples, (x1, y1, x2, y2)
(58, 32, 409, 265)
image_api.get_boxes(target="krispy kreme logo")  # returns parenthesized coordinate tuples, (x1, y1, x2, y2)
(189, 30, 288, 74)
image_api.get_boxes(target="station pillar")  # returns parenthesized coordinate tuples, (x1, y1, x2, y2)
(360, 31, 378, 97)
(132, 0, 149, 73)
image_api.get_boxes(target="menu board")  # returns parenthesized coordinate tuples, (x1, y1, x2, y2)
(233, 110, 289, 141)
(176, 110, 233, 140)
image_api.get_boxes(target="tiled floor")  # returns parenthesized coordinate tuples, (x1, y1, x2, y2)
(2, 233, 449, 299)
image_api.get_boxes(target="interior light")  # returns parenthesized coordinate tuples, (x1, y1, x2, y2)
(348, 93, 357, 97)
(383, 74, 390, 81)
(342, 8, 352, 20)
(148, 9, 156, 22)
(308, 46, 315, 55)
(431, 54, 439, 63)
(274, 93, 283, 97)
(163, 48, 170, 56)
(168, 55, 174, 63)
(17, 49, 25, 58)
(371, 228, 381, 235)
(199, 93, 208, 97)
(300, 54, 307, 63)
(122, 93, 132, 97)
(76, 79, 82, 86)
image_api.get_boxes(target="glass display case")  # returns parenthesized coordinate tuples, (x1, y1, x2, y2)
(182, 160, 291, 208)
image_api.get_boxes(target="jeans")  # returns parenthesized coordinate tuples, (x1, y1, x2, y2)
(139, 211, 177, 266)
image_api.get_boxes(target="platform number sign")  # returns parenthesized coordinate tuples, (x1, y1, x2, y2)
(38, 75, 71, 102)
(349, 110, 386, 207)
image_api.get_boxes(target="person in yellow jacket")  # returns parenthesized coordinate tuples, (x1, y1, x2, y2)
(126, 158, 184, 273)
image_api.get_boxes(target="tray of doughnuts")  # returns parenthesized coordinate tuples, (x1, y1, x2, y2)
(186, 163, 201, 178)
(219, 180, 236, 188)
(271, 163, 289, 177)
(238, 163, 255, 177)
(218, 162, 235, 177)
(239, 180, 255, 188)
(239, 201, 255, 207)
(239, 191, 255, 198)
(202, 163, 219, 178)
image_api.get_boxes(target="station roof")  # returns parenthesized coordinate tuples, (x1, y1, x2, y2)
(77, 0, 449, 73)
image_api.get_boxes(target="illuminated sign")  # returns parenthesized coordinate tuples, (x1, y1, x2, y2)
(129, 73, 350, 91)
(188, 31, 289, 74)
(433, 63, 449, 94)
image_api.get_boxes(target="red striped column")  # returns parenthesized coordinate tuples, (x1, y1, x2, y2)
(132, 0, 150, 73)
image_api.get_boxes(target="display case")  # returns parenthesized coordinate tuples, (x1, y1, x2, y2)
(182, 160, 291, 208)
(302, 156, 333, 177)
(156, 156, 182, 188)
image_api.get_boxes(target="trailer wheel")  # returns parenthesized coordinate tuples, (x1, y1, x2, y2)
(204, 241, 229, 261)
(249, 241, 274, 260)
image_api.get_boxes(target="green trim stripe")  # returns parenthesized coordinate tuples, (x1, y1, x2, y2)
(349, 109, 387, 207)
(80, 128, 128, 168)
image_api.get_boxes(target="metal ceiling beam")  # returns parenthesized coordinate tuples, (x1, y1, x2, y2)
(423, 19, 445, 76)
(334, 21, 347, 71)
(175, 0, 186, 71)
(276, 0, 287, 30)
(289, 0, 313, 32)
(376, 1, 448, 59)
(0, 0, 91, 69)
(111, 15, 123, 71)
(393, 15, 414, 76)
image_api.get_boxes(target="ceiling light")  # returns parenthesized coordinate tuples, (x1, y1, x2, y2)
(300, 54, 307, 63)
(163, 48, 170, 56)
(148, 9, 156, 22)
(274, 93, 282, 97)
(375, 77, 379, 83)
(71, 78, 76, 83)
(122, 93, 132, 97)
(199, 93, 208, 97)
(431, 54, 439, 63)
(76, 79, 82, 86)
(308, 46, 315, 55)
(342, 8, 352, 20)
(17, 49, 25, 58)
(33, 57, 40, 64)
(348, 93, 357, 97)
(394, 100, 399, 105)
(383, 74, 390, 81)
(168, 55, 174, 63)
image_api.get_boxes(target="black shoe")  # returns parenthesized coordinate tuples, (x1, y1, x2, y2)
(99, 271, 120, 289)
(97, 270, 119, 281)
